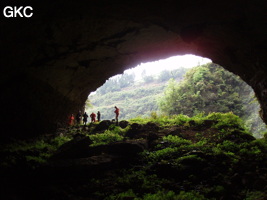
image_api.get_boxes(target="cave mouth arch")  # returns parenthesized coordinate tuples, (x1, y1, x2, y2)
(86, 54, 212, 117)
(1, 1, 266, 140)
(86, 54, 266, 138)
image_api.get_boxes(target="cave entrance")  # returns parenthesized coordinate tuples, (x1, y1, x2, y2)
(85, 55, 266, 138)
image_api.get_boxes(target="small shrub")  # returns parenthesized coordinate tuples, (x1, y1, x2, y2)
(216, 140, 239, 153)
(89, 130, 124, 147)
(195, 138, 208, 146)
(245, 190, 266, 200)
(141, 190, 206, 200)
(172, 114, 191, 125)
(174, 154, 204, 165)
(145, 147, 180, 162)
(50, 135, 72, 149)
(0, 135, 72, 169)
(191, 112, 205, 125)
(206, 112, 244, 129)
(150, 111, 158, 119)
(162, 135, 192, 147)
(106, 189, 137, 200)
(116, 170, 164, 194)
(129, 117, 150, 124)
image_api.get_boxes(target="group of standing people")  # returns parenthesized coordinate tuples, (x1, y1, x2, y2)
(68, 106, 119, 126)
(88, 111, 101, 123)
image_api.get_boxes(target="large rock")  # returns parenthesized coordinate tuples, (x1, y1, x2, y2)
(106, 141, 146, 156)
(50, 135, 92, 160)
(94, 120, 113, 132)
(43, 140, 147, 181)
(119, 120, 129, 129)
(126, 122, 161, 139)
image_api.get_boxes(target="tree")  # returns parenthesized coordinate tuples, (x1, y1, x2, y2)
(158, 63, 266, 136)
(118, 72, 135, 88)
(158, 70, 171, 82)
(143, 75, 154, 83)
(158, 78, 181, 115)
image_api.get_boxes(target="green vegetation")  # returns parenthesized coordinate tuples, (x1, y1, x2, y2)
(129, 112, 245, 130)
(89, 131, 124, 146)
(0, 135, 71, 169)
(1, 113, 267, 199)
(159, 63, 267, 137)
(87, 68, 187, 120)
(87, 63, 266, 138)
(88, 113, 266, 200)
(159, 64, 248, 116)
(88, 125, 128, 146)
(107, 190, 206, 200)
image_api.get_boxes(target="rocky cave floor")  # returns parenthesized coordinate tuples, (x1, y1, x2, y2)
(1, 119, 267, 200)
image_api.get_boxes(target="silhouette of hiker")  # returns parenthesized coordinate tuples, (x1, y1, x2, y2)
(76, 111, 82, 125)
(97, 111, 101, 122)
(90, 112, 96, 123)
(114, 106, 120, 125)
(68, 114, 74, 126)
(83, 112, 89, 125)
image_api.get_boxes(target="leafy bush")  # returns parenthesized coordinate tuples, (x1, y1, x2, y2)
(145, 147, 180, 163)
(238, 139, 267, 161)
(129, 117, 150, 124)
(89, 130, 124, 147)
(141, 190, 206, 200)
(162, 135, 192, 147)
(174, 154, 204, 165)
(171, 114, 191, 125)
(244, 190, 266, 200)
(130, 113, 193, 127)
(115, 170, 165, 195)
(216, 140, 239, 153)
(205, 112, 245, 129)
(0, 135, 71, 168)
(106, 189, 137, 200)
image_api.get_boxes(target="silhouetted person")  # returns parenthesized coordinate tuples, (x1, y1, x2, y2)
(76, 111, 82, 125)
(97, 111, 101, 122)
(68, 114, 74, 126)
(83, 112, 89, 125)
(114, 106, 120, 125)
(90, 112, 96, 123)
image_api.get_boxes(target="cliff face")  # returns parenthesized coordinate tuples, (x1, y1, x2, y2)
(1, 0, 267, 138)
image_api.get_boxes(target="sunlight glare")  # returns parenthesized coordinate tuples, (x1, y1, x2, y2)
(125, 54, 212, 80)
(90, 54, 212, 95)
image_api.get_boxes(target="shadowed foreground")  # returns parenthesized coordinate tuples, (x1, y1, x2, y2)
(1, 113, 267, 199)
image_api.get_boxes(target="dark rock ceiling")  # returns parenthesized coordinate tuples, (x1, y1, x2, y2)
(0, 0, 267, 139)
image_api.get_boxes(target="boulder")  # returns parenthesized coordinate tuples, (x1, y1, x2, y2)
(106, 140, 146, 156)
(119, 120, 129, 129)
(50, 135, 92, 160)
(94, 120, 113, 132)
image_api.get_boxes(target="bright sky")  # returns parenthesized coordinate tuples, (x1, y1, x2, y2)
(90, 54, 212, 95)
(123, 54, 212, 80)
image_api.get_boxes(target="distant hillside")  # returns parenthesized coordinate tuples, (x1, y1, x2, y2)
(86, 68, 188, 120)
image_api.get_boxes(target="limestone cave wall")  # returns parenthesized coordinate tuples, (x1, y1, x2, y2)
(1, 0, 266, 139)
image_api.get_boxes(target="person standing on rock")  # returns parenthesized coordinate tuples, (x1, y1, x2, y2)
(97, 111, 101, 122)
(114, 106, 120, 124)
(76, 111, 82, 125)
(83, 112, 89, 125)
(90, 112, 96, 123)
(68, 114, 75, 126)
